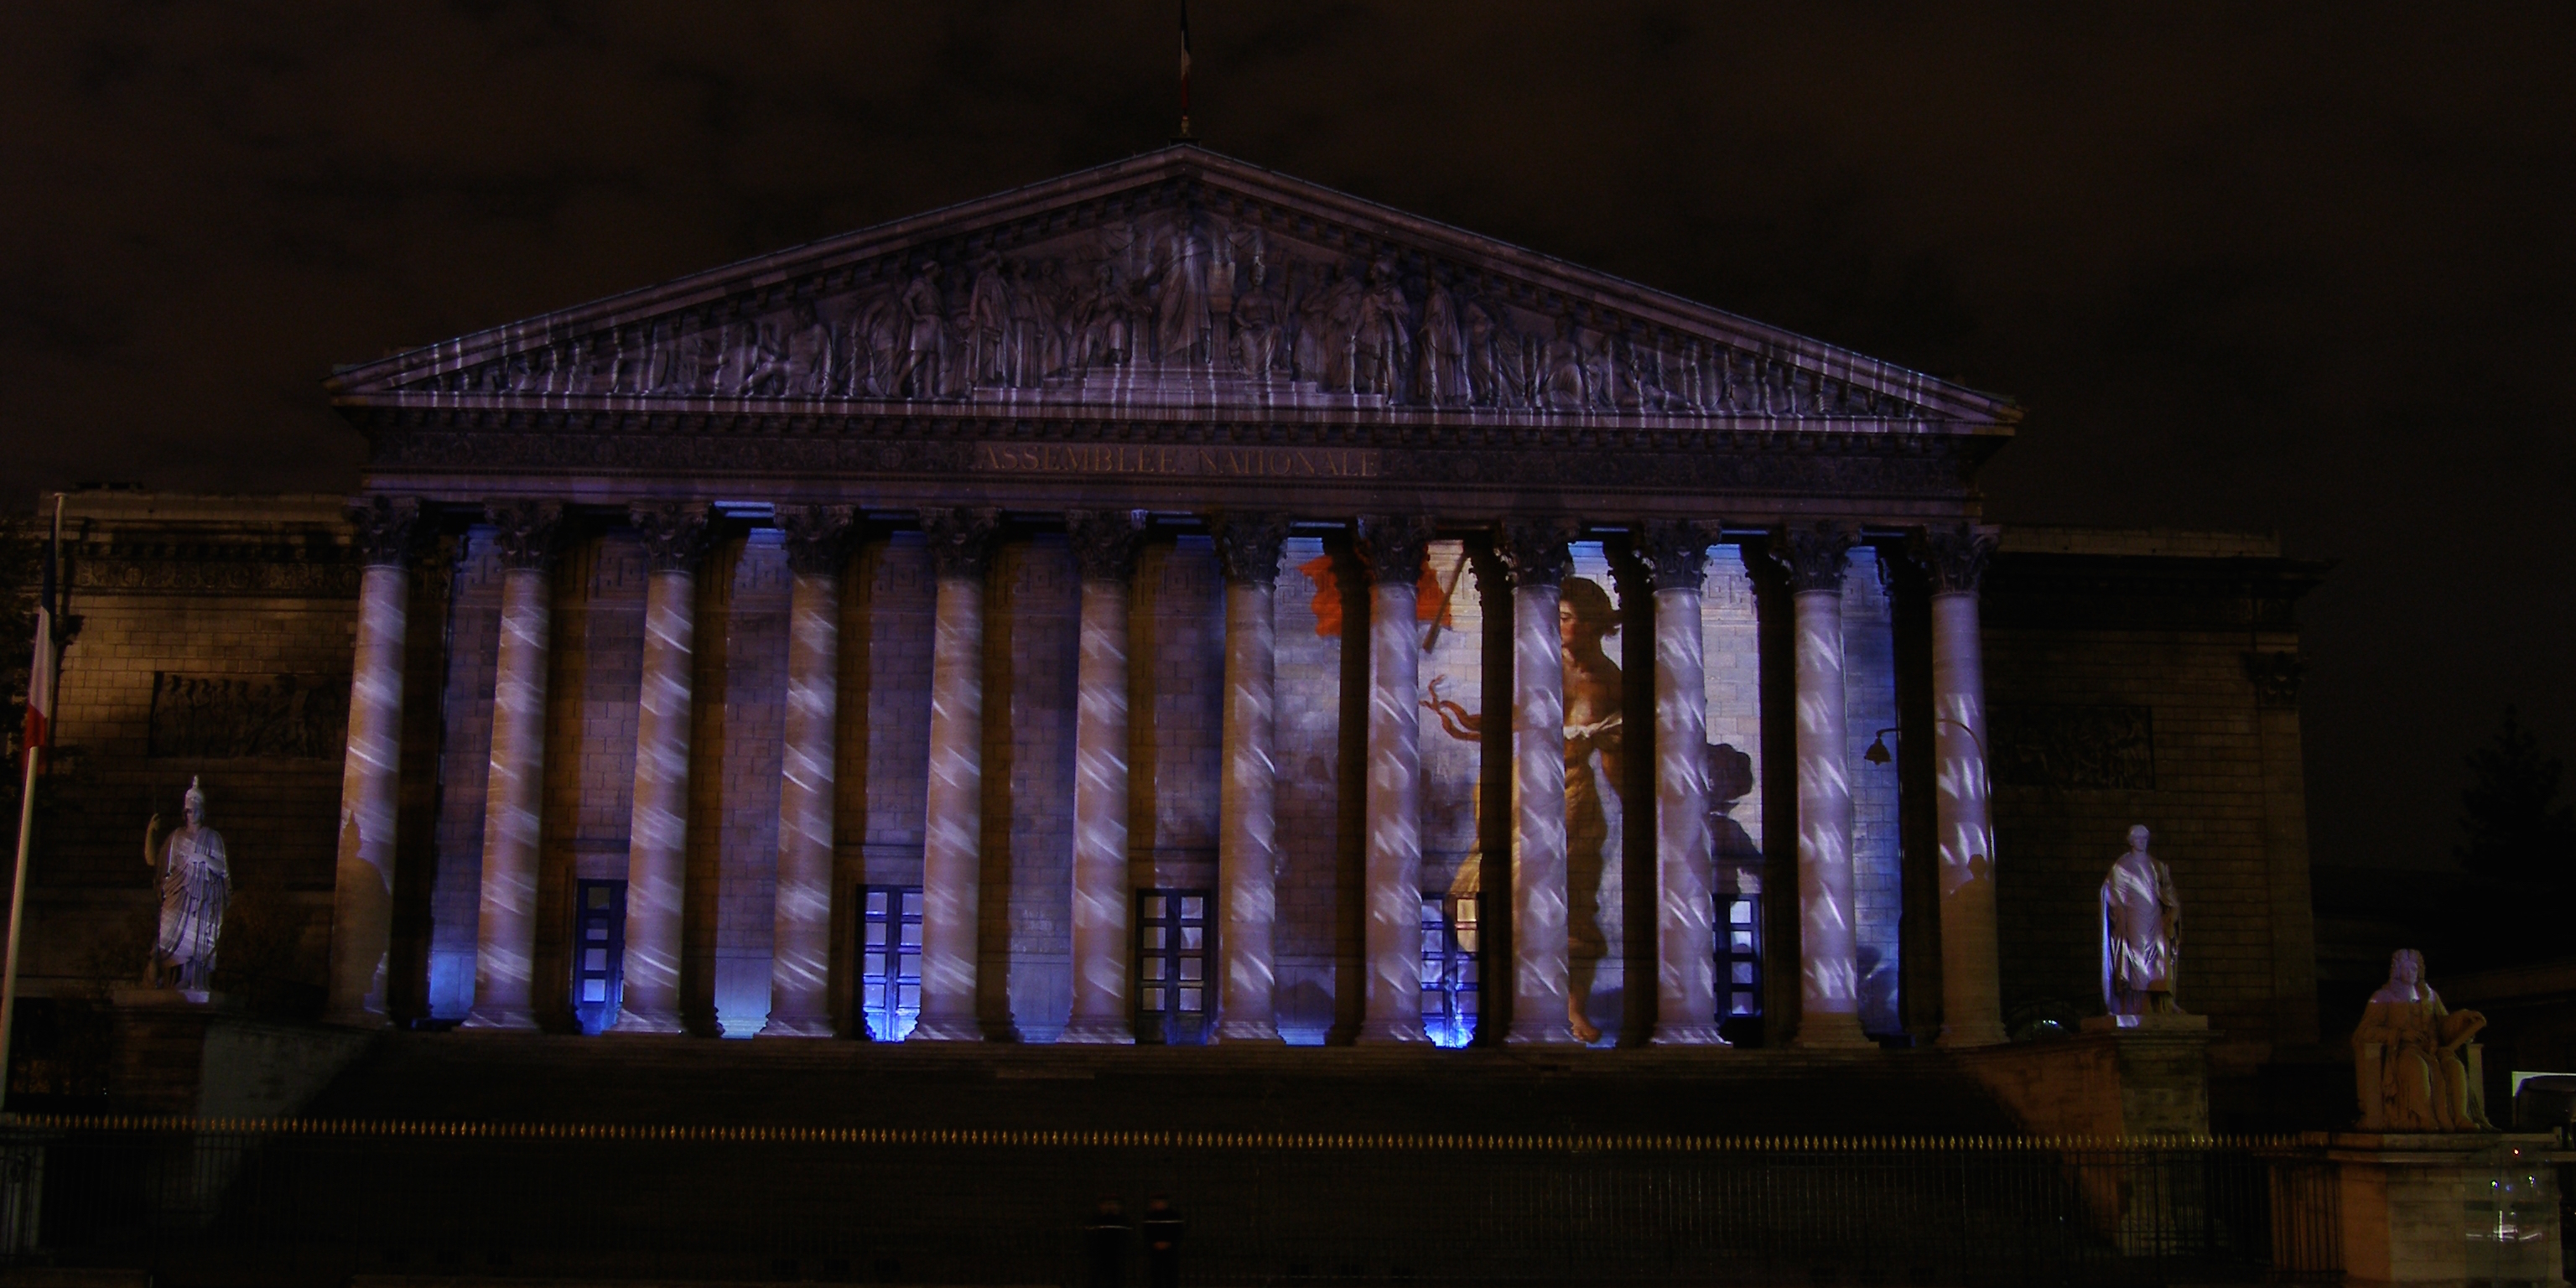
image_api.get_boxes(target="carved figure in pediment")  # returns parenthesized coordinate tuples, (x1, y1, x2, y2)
(1542, 314, 1592, 409)
(1233, 257, 1285, 378)
(1353, 257, 1413, 399)
(1078, 260, 1133, 367)
(776, 302, 835, 397)
(967, 252, 1013, 387)
(1003, 259, 1046, 387)
(1153, 226, 1212, 366)
(1297, 262, 1364, 391)
(892, 261, 948, 399)
(1034, 258, 1078, 380)
(1415, 279, 1469, 405)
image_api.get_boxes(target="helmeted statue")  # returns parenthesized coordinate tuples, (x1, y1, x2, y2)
(145, 776, 230, 991)
(2100, 823, 2182, 1017)
(2354, 948, 2493, 1132)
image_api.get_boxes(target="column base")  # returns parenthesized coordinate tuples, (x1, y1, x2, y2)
(1357, 1017, 1429, 1045)
(755, 1014, 837, 1039)
(1790, 1013, 1876, 1050)
(908, 1012, 986, 1042)
(1215, 1019, 1283, 1044)
(1936, 1020, 2009, 1048)
(1506, 1021, 1581, 1046)
(321, 1005, 391, 1031)
(1649, 1022, 1731, 1047)
(607, 1007, 686, 1036)
(460, 1005, 538, 1032)
(1058, 1018, 1137, 1045)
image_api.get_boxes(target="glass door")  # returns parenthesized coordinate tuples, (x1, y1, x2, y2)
(1420, 893, 1480, 1047)
(570, 879, 626, 1036)
(856, 885, 923, 1041)
(1135, 889, 1210, 1045)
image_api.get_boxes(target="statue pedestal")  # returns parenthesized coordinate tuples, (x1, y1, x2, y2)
(104, 990, 370, 1119)
(2274, 1132, 2573, 1288)
(1956, 1015, 2213, 1139)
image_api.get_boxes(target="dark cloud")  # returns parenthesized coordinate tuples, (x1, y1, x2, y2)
(5, 1, 2570, 874)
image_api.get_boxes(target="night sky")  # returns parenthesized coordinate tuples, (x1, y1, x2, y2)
(7, 4, 2569, 878)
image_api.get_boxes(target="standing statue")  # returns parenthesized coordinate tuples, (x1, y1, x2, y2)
(145, 776, 230, 991)
(2354, 949, 2493, 1131)
(2100, 823, 2182, 1018)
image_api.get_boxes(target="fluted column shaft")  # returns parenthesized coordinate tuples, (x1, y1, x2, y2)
(1641, 522, 1725, 1046)
(1213, 515, 1289, 1043)
(1064, 512, 1145, 1044)
(1501, 522, 1576, 1046)
(1780, 524, 1872, 1049)
(764, 506, 853, 1038)
(611, 506, 706, 1034)
(1358, 517, 1434, 1044)
(464, 502, 559, 1031)
(914, 509, 999, 1041)
(1921, 525, 2005, 1047)
(325, 498, 417, 1026)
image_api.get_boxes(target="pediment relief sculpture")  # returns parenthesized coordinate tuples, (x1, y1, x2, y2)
(335, 150, 2009, 428)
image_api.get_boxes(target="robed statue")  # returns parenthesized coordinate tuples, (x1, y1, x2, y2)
(2100, 824, 2182, 1017)
(145, 776, 229, 990)
(2353, 948, 2493, 1132)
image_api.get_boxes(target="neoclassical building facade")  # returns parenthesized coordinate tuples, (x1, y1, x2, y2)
(21, 148, 2324, 1067)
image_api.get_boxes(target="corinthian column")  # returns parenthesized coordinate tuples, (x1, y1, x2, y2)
(1211, 512, 1291, 1043)
(1499, 520, 1577, 1046)
(762, 506, 856, 1038)
(612, 503, 709, 1035)
(1914, 523, 2006, 1047)
(1638, 519, 1727, 1046)
(1775, 522, 1872, 1049)
(462, 501, 561, 1031)
(325, 496, 418, 1026)
(1356, 515, 1436, 1044)
(1062, 510, 1147, 1044)
(912, 508, 1000, 1041)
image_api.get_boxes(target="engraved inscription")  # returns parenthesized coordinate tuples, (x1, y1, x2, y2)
(970, 442, 1380, 480)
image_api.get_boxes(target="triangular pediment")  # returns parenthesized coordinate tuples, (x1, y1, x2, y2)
(327, 147, 2012, 431)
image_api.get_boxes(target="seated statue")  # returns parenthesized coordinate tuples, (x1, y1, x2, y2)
(2353, 948, 2493, 1132)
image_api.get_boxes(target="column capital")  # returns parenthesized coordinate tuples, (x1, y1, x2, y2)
(1635, 519, 1723, 592)
(1208, 512, 1291, 587)
(777, 504, 859, 578)
(1067, 510, 1150, 584)
(1910, 522, 2000, 596)
(920, 506, 1002, 579)
(629, 501, 714, 574)
(483, 500, 564, 571)
(1496, 518, 1577, 589)
(1355, 514, 1437, 585)
(1772, 521, 1858, 594)
(345, 496, 422, 569)
(2243, 650, 2306, 709)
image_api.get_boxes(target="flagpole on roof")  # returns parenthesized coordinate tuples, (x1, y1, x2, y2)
(0, 491, 63, 1119)
(1176, 0, 1195, 141)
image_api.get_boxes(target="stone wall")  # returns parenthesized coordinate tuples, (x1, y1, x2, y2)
(1981, 527, 2325, 1066)
(25, 493, 358, 1011)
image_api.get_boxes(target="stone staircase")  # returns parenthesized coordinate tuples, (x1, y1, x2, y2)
(300, 1031, 2023, 1137)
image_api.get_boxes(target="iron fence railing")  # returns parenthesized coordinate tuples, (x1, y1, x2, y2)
(0, 1119, 2337, 1286)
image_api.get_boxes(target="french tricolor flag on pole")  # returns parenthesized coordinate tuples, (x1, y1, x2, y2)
(19, 504, 56, 774)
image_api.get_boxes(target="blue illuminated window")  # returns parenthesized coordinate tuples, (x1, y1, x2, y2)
(1718, 894, 1763, 1019)
(857, 885, 922, 1041)
(1136, 889, 1211, 1045)
(569, 878, 626, 1036)
(1420, 894, 1479, 1047)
